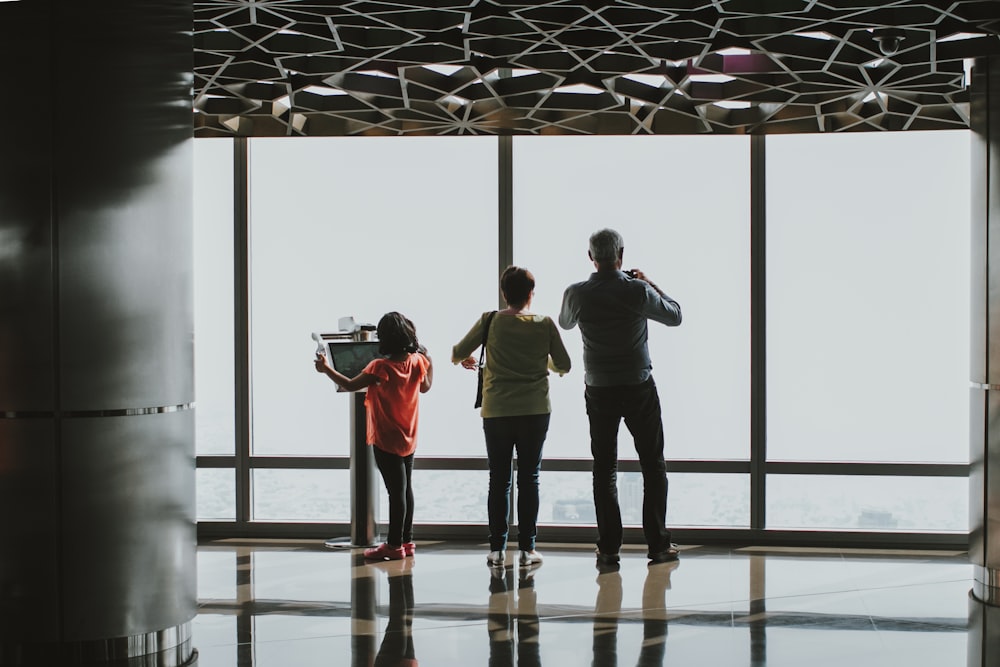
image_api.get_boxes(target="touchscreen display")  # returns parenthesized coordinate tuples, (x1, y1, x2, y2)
(327, 341, 383, 378)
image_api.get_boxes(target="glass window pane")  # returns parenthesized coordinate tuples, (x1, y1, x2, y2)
(766, 474, 967, 531)
(668, 472, 749, 527)
(767, 131, 970, 463)
(513, 136, 751, 461)
(537, 471, 749, 528)
(249, 137, 496, 456)
(194, 138, 235, 456)
(197, 468, 235, 521)
(384, 469, 489, 524)
(253, 469, 350, 522)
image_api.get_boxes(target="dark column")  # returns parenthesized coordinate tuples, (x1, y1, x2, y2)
(971, 55, 1000, 607)
(0, 1, 195, 665)
(971, 54, 1000, 667)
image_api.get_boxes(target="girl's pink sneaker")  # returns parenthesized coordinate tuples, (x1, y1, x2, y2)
(364, 543, 405, 561)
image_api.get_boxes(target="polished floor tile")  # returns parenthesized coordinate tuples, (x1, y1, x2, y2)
(193, 541, 976, 666)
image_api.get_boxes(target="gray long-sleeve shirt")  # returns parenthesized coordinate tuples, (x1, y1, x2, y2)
(559, 269, 681, 386)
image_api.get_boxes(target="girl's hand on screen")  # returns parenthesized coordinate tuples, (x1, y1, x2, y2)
(314, 353, 329, 373)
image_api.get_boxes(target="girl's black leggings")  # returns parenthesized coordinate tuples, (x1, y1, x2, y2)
(372, 447, 414, 546)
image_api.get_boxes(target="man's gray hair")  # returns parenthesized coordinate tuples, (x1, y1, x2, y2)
(589, 228, 624, 263)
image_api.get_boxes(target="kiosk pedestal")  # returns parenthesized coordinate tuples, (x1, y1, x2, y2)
(325, 392, 380, 548)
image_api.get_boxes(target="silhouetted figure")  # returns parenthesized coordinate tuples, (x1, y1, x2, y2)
(454, 267, 571, 568)
(560, 229, 682, 567)
(316, 312, 433, 561)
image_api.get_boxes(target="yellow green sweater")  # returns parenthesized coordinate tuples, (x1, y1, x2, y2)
(452, 312, 572, 418)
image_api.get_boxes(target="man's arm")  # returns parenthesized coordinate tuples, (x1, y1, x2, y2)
(630, 269, 681, 326)
(558, 286, 578, 330)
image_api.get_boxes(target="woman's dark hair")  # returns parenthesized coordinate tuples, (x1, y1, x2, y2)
(500, 266, 535, 308)
(377, 311, 420, 355)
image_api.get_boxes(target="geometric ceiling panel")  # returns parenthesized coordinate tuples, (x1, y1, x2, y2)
(194, 1, 1000, 136)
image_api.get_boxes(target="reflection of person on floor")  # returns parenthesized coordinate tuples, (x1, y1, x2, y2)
(371, 560, 417, 667)
(592, 569, 622, 666)
(637, 562, 675, 666)
(592, 562, 677, 667)
(487, 568, 541, 667)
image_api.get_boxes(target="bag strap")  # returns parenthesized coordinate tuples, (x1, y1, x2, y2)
(478, 311, 497, 368)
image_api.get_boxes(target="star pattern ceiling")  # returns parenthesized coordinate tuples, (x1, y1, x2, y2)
(194, 1, 1000, 136)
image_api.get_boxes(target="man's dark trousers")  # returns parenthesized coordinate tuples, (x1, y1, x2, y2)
(585, 377, 671, 556)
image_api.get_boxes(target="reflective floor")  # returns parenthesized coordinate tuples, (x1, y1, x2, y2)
(194, 540, 974, 666)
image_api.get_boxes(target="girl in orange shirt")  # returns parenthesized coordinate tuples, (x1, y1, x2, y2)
(315, 312, 433, 560)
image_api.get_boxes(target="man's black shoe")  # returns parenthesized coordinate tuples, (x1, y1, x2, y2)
(595, 549, 621, 572)
(647, 546, 680, 564)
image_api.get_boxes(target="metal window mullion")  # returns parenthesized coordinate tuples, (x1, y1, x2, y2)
(498, 133, 514, 533)
(196, 522, 968, 550)
(234, 137, 252, 526)
(765, 461, 969, 477)
(750, 134, 767, 531)
(246, 456, 351, 470)
(498, 134, 513, 294)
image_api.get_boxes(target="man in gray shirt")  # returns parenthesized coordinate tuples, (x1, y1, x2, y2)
(559, 228, 682, 567)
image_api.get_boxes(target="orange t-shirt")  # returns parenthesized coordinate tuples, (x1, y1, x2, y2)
(362, 353, 429, 457)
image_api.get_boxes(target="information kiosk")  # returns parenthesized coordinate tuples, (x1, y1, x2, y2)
(313, 326, 383, 548)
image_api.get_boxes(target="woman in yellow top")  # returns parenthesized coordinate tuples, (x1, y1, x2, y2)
(453, 266, 571, 569)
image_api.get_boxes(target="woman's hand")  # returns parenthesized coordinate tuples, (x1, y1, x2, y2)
(460, 356, 478, 370)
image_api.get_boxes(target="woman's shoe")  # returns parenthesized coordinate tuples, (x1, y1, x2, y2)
(364, 543, 405, 561)
(402, 542, 416, 557)
(519, 550, 543, 567)
(487, 550, 506, 567)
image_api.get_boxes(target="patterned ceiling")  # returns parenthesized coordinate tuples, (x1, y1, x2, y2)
(194, 1, 1000, 136)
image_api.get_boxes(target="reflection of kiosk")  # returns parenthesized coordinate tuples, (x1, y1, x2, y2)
(314, 324, 383, 549)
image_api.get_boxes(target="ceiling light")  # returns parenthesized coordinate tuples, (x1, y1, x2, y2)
(689, 74, 736, 84)
(424, 64, 464, 76)
(302, 85, 347, 96)
(793, 31, 835, 41)
(623, 74, 669, 87)
(553, 83, 605, 94)
(938, 32, 986, 43)
(357, 70, 397, 79)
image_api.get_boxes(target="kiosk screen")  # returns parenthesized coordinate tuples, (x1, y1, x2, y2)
(328, 341, 383, 378)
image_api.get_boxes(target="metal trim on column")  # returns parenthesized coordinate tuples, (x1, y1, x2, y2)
(750, 133, 767, 531)
(974, 565, 1000, 606)
(1, 623, 196, 666)
(970, 55, 1000, 607)
(234, 137, 252, 526)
